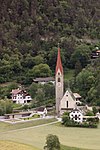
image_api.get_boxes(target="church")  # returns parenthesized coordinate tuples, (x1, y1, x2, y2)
(55, 46, 81, 115)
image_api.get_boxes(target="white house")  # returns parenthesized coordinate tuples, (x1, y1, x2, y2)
(35, 107, 47, 117)
(11, 88, 32, 104)
(96, 112, 100, 119)
(73, 93, 82, 105)
(70, 108, 83, 123)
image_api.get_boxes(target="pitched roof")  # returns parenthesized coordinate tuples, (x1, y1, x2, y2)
(33, 77, 55, 82)
(96, 50, 100, 53)
(11, 89, 21, 94)
(11, 88, 27, 95)
(67, 88, 76, 101)
(35, 107, 46, 112)
(71, 108, 82, 113)
(56, 47, 63, 74)
(73, 93, 81, 98)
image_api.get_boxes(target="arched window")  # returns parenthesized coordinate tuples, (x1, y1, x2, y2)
(58, 78, 60, 82)
(66, 101, 68, 108)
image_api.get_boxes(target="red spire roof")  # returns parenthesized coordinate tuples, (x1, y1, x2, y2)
(56, 47, 63, 74)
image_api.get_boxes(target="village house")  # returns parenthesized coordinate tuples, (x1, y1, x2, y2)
(5, 111, 32, 119)
(73, 93, 82, 105)
(34, 107, 48, 117)
(11, 88, 32, 104)
(33, 77, 55, 85)
(69, 108, 83, 123)
(91, 49, 100, 59)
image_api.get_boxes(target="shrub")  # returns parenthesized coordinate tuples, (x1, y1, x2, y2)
(44, 134, 60, 150)
(87, 117, 99, 123)
(86, 110, 94, 116)
(62, 113, 98, 128)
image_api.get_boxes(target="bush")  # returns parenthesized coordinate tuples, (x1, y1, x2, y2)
(44, 134, 60, 150)
(62, 113, 98, 128)
(87, 117, 99, 123)
(85, 110, 94, 116)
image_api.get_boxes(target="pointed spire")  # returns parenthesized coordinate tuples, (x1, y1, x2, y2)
(56, 44, 63, 74)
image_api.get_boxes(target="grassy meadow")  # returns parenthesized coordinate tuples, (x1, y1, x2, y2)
(0, 141, 39, 150)
(0, 118, 57, 132)
(64, 69, 75, 81)
(0, 121, 100, 150)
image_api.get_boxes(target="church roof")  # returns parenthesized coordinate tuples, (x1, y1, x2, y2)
(56, 47, 63, 74)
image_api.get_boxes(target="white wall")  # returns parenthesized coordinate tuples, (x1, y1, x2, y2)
(12, 93, 32, 104)
(70, 111, 83, 123)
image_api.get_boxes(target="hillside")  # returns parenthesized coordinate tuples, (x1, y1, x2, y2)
(0, 0, 100, 83)
(0, 0, 100, 106)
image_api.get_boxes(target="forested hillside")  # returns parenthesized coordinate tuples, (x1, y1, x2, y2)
(0, 0, 100, 106)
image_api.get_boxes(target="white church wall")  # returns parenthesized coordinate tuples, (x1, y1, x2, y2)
(60, 90, 76, 110)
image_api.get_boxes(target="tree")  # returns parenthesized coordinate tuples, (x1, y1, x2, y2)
(62, 112, 71, 126)
(33, 55, 44, 65)
(28, 83, 38, 99)
(92, 106, 98, 115)
(0, 99, 13, 115)
(43, 83, 55, 99)
(75, 68, 95, 100)
(71, 44, 91, 68)
(21, 54, 35, 69)
(44, 134, 60, 150)
(74, 60, 82, 76)
(85, 110, 94, 116)
(28, 64, 52, 78)
(35, 88, 45, 106)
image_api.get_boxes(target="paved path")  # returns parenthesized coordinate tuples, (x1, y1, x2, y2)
(0, 120, 60, 134)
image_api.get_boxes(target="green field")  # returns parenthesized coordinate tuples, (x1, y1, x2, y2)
(64, 69, 75, 81)
(0, 140, 89, 150)
(0, 141, 39, 150)
(0, 118, 57, 132)
(0, 121, 100, 150)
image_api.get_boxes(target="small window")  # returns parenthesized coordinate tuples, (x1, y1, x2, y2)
(58, 73, 60, 75)
(75, 115, 77, 120)
(58, 78, 60, 82)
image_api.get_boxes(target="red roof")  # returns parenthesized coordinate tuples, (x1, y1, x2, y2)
(11, 89, 21, 95)
(11, 89, 27, 95)
(56, 47, 63, 74)
(96, 50, 100, 53)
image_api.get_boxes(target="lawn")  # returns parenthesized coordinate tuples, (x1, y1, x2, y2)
(0, 118, 56, 132)
(0, 141, 39, 150)
(0, 121, 100, 150)
(64, 69, 75, 81)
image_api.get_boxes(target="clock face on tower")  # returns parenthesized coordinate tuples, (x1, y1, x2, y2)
(57, 82, 61, 87)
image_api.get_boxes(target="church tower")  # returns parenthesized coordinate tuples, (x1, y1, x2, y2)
(55, 46, 64, 115)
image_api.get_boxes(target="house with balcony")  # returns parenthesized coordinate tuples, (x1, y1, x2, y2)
(11, 88, 32, 104)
